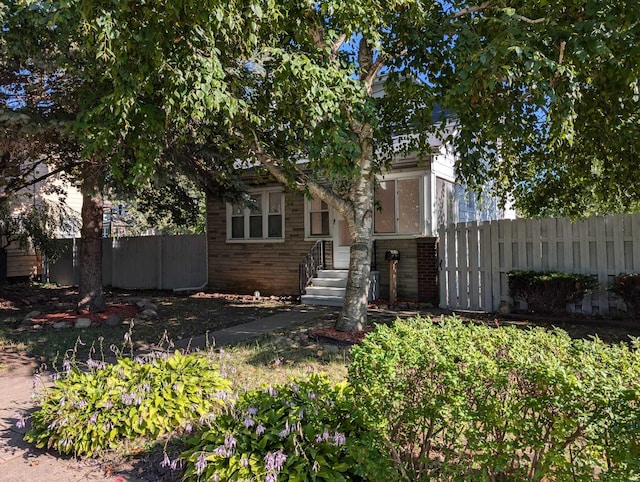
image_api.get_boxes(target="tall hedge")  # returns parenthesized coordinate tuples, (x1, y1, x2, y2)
(349, 317, 640, 481)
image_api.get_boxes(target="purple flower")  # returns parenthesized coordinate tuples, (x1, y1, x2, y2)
(14, 413, 26, 429)
(333, 432, 346, 446)
(264, 386, 278, 397)
(212, 445, 230, 457)
(185, 423, 193, 434)
(224, 433, 237, 450)
(264, 450, 287, 472)
(121, 393, 135, 405)
(88, 413, 98, 424)
(247, 406, 258, 416)
(240, 455, 249, 467)
(243, 417, 255, 428)
(312, 461, 320, 472)
(278, 420, 290, 439)
(256, 423, 265, 436)
(160, 453, 171, 468)
(195, 453, 207, 475)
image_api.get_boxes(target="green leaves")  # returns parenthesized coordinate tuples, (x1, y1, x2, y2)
(349, 316, 640, 481)
(25, 351, 231, 456)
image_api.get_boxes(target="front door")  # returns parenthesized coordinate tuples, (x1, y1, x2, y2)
(333, 211, 351, 269)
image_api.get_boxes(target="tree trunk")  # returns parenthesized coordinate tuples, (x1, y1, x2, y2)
(0, 247, 7, 285)
(335, 123, 375, 332)
(78, 163, 105, 312)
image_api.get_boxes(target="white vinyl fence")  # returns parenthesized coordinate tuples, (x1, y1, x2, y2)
(438, 214, 640, 314)
(47, 234, 207, 290)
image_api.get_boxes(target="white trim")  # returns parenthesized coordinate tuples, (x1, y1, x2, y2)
(226, 187, 285, 242)
(375, 170, 425, 236)
(303, 197, 332, 239)
(225, 239, 286, 244)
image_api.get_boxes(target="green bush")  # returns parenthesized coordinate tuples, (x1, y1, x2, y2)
(508, 270, 599, 313)
(348, 316, 640, 481)
(181, 373, 394, 481)
(610, 273, 640, 317)
(25, 351, 231, 456)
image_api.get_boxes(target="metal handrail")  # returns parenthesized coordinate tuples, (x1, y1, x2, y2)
(299, 240, 325, 295)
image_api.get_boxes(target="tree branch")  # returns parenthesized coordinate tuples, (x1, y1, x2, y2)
(331, 33, 347, 58)
(249, 130, 351, 214)
(514, 14, 546, 24)
(453, 1, 492, 18)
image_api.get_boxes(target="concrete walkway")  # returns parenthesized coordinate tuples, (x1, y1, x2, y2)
(0, 305, 332, 482)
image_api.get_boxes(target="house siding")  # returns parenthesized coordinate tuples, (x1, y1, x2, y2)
(373, 238, 419, 301)
(7, 247, 42, 279)
(207, 191, 332, 296)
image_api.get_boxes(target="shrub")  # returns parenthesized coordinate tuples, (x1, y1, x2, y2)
(508, 270, 598, 313)
(25, 351, 231, 456)
(610, 273, 640, 317)
(181, 373, 394, 481)
(348, 316, 640, 481)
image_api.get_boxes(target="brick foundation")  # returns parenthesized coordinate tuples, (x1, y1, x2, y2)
(416, 237, 439, 305)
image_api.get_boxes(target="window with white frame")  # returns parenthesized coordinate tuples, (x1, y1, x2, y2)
(228, 189, 284, 241)
(374, 177, 421, 235)
(307, 198, 330, 237)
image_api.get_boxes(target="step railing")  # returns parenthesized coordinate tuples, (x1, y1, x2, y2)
(299, 240, 325, 295)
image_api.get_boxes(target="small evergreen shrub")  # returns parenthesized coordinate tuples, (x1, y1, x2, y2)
(25, 351, 231, 456)
(610, 273, 640, 317)
(349, 316, 640, 481)
(508, 270, 598, 313)
(181, 373, 394, 481)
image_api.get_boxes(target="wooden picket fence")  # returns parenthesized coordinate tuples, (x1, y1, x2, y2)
(438, 214, 640, 314)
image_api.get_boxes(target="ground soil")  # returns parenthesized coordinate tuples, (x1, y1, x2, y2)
(2, 283, 640, 481)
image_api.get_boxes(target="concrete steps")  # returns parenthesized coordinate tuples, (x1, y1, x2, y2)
(301, 269, 380, 307)
(301, 270, 348, 306)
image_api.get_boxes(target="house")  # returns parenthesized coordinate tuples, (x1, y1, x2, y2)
(2, 161, 82, 282)
(206, 128, 515, 306)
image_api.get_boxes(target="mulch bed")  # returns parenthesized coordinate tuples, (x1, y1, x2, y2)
(28, 304, 139, 326)
(309, 326, 375, 345)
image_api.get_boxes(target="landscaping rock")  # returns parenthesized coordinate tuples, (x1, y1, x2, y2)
(142, 302, 158, 312)
(105, 314, 122, 327)
(135, 299, 150, 309)
(498, 301, 514, 315)
(53, 321, 71, 330)
(24, 311, 41, 321)
(140, 309, 158, 320)
(323, 344, 341, 355)
(75, 318, 92, 329)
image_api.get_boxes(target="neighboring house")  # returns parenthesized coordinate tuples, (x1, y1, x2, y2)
(206, 129, 515, 305)
(3, 161, 82, 281)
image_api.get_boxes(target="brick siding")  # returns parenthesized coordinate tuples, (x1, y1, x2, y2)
(416, 237, 439, 304)
(207, 190, 331, 296)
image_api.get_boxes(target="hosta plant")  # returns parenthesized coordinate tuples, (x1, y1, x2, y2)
(25, 351, 231, 456)
(181, 373, 394, 481)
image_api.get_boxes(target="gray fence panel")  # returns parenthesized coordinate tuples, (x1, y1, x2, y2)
(160, 235, 207, 289)
(47, 239, 77, 286)
(48, 234, 206, 290)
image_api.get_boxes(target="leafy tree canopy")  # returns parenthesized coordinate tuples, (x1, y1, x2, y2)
(4, 0, 638, 326)
(57, 0, 640, 218)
